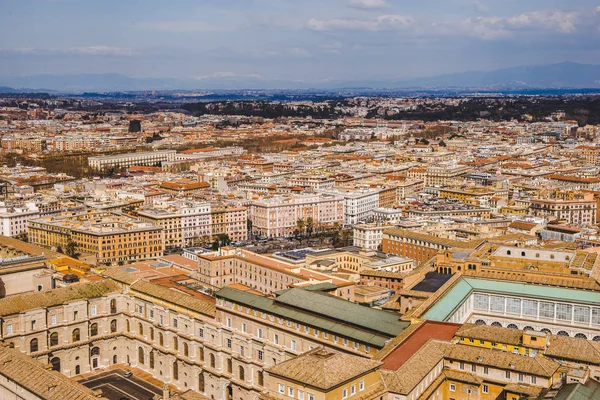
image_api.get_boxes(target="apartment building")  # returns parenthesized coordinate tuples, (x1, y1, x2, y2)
(321, 189, 379, 225)
(249, 194, 344, 238)
(353, 223, 391, 251)
(136, 201, 212, 248)
(425, 165, 472, 186)
(28, 212, 163, 265)
(210, 205, 248, 242)
(530, 197, 597, 225)
(0, 202, 40, 237)
(88, 150, 177, 171)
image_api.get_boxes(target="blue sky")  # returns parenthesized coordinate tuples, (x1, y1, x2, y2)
(1, 0, 599, 81)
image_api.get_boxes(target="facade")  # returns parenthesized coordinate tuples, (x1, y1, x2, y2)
(28, 211, 163, 265)
(530, 197, 597, 225)
(88, 150, 177, 171)
(250, 195, 344, 238)
(353, 223, 390, 251)
(321, 189, 379, 225)
(210, 205, 248, 242)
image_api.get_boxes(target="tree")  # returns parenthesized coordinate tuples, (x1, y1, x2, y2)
(438, 140, 447, 147)
(296, 218, 306, 237)
(65, 240, 78, 258)
(212, 234, 232, 250)
(56, 245, 63, 254)
(15, 232, 28, 243)
(306, 217, 314, 238)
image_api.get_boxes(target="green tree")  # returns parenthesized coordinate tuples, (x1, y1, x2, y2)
(306, 217, 314, 238)
(15, 232, 28, 243)
(65, 239, 78, 258)
(296, 218, 306, 237)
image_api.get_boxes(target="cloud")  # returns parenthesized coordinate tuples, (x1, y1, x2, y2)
(138, 21, 226, 32)
(194, 72, 263, 80)
(0, 46, 132, 56)
(346, 0, 388, 9)
(472, 0, 489, 14)
(307, 14, 413, 31)
(506, 10, 579, 33)
(288, 47, 311, 57)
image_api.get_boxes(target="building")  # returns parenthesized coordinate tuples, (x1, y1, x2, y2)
(320, 189, 379, 225)
(28, 212, 163, 265)
(88, 150, 177, 171)
(210, 205, 248, 242)
(250, 195, 344, 238)
(530, 196, 597, 225)
(353, 223, 390, 251)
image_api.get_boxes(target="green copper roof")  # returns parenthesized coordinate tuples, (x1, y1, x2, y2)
(216, 287, 410, 348)
(423, 277, 600, 322)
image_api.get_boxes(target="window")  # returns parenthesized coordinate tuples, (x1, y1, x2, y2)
(506, 297, 521, 314)
(291, 340, 297, 351)
(30, 338, 38, 353)
(298, 389, 304, 399)
(91, 305, 97, 316)
(522, 299, 538, 317)
(258, 328, 263, 339)
(6, 323, 12, 335)
(556, 303, 573, 321)
(449, 383, 456, 392)
(278, 384, 285, 394)
(242, 323, 247, 333)
(184, 342, 189, 357)
(474, 293, 489, 310)
(159, 333, 164, 346)
(490, 295, 505, 312)
(351, 384, 356, 394)
(482, 384, 489, 394)
(288, 387, 294, 396)
(359, 380, 365, 391)
(308, 394, 315, 400)
(51, 315, 57, 325)
(227, 339, 232, 348)
(226, 318, 232, 328)
(471, 364, 476, 372)
(210, 354, 215, 368)
(274, 334, 279, 345)
(343, 338, 348, 346)
(505, 371, 511, 379)
(365, 345, 371, 353)
(50, 332, 58, 346)
(90, 323, 98, 336)
(257, 350, 263, 361)
(539, 302, 555, 319)
(173, 318, 178, 328)
(531, 376, 537, 384)
(459, 362, 465, 370)
(574, 306, 590, 323)
(199, 347, 205, 361)
(173, 337, 179, 351)
(138, 323, 144, 336)
(72, 328, 80, 342)
(226, 358, 232, 373)
(342, 388, 348, 398)
(484, 366, 489, 374)
(199, 327, 204, 337)
(519, 373, 524, 382)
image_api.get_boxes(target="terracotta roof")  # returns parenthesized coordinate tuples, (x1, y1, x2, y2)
(545, 335, 600, 364)
(0, 280, 120, 316)
(0, 343, 106, 400)
(266, 347, 381, 390)
(454, 323, 523, 346)
(443, 344, 559, 377)
(130, 280, 216, 317)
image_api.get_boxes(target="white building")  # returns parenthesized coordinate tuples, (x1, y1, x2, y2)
(250, 194, 345, 238)
(321, 189, 379, 225)
(88, 150, 177, 171)
(353, 223, 392, 251)
(0, 202, 40, 237)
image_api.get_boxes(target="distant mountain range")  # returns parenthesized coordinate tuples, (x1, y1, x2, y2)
(0, 62, 599, 93)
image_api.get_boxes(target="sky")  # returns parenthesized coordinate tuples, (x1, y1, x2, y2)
(1, 0, 599, 82)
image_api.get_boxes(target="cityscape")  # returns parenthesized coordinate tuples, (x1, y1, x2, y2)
(2, 1, 600, 400)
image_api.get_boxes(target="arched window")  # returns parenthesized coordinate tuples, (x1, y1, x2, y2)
(575, 333, 587, 339)
(257, 371, 264, 386)
(110, 319, 117, 333)
(506, 250, 511, 255)
(238, 366, 245, 381)
(113, 355, 117, 364)
(173, 337, 178, 351)
(210, 353, 216, 368)
(198, 373, 205, 392)
(173, 361, 179, 380)
(126, 320, 130, 332)
(149, 327, 154, 340)
(138, 347, 145, 365)
(557, 331, 569, 337)
(159, 333, 164, 346)
(72, 328, 81, 342)
(149, 351, 155, 369)
(226, 358, 232, 373)
(75, 365, 80, 375)
(50, 357, 61, 372)
(507, 324, 519, 330)
(30, 338, 38, 353)
(183, 342, 189, 357)
(90, 323, 98, 336)
(199, 347, 205, 362)
(91, 347, 100, 357)
(521, 251, 526, 257)
(138, 323, 143, 336)
(50, 332, 59, 347)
